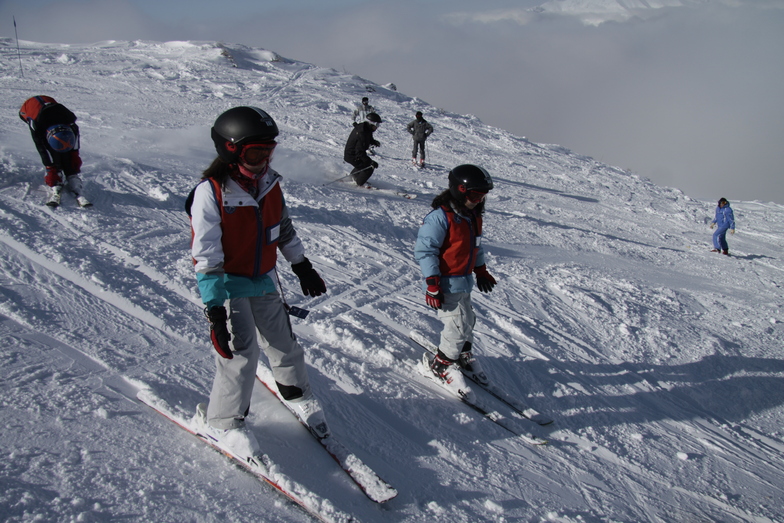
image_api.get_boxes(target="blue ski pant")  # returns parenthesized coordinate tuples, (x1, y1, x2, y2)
(713, 227, 730, 250)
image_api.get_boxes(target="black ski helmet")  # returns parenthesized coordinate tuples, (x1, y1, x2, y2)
(211, 106, 279, 163)
(448, 164, 493, 201)
(366, 112, 382, 124)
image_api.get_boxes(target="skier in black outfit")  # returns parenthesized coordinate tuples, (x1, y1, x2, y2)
(343, 112, 381, 186)
(19, 95, 90, 207)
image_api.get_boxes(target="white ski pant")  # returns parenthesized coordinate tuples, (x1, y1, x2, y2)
(207, 293, 311, 429)
(437, 292, 476, 361)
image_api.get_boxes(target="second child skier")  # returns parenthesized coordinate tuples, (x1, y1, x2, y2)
(414, 164, 497, 400)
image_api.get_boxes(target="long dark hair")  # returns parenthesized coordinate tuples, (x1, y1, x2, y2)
(201, 156, 235, 188)
(431, 189, 485, 214)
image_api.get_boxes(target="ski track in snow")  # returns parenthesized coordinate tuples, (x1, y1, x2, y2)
(1, 38, 783, 523)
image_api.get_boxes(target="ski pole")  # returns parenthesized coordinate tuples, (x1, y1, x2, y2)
(13, 17, 24, 78)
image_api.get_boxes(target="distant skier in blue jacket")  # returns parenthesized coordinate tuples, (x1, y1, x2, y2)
(710, 197, 735, 255)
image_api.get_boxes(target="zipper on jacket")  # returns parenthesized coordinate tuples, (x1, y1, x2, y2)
(253, 199, 265, 277)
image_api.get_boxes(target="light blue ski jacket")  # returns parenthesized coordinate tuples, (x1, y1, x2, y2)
(414, 206, 485, 294)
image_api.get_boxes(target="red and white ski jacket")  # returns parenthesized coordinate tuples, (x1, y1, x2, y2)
(190, 169, 305, 306)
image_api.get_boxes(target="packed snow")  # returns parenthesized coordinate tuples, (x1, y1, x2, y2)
(1, 38, 783, 523)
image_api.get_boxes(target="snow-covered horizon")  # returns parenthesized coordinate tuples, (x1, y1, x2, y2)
(1, 39, 783, 522)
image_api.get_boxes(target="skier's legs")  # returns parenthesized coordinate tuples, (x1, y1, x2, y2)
(717, 228, 729, 251)
(350, 163, 374, 186)
(412, 140, 425, 160)
(437, 292, 476, 361)
(713, 227, 729, 250)
(249, 293, 312, 401)
(207, 297, 262, 429)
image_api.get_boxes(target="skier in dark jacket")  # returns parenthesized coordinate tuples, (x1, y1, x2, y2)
(19, 95, 90, 208)
(343, 112, 381, 186)
(710, 197, 736, 255)
(407, 111, 433, 168)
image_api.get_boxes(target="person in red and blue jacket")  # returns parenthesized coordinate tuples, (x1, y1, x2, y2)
(188, 107, 329, 457)
(414, 164, 497, 401)
(709, 197, 736, 255)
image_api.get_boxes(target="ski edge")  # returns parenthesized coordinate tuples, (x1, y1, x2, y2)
(136, 389, 358, 523)
(254, 365, 398, 504)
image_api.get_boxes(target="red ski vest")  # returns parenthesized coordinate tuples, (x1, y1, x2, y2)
(200, 177, 284, 278)
(438, 206, 482, 277)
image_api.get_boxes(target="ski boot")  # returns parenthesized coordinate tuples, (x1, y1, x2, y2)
(46, 185, 63, 208)
(429, 352, 474, 402)
(459, 344, 489, 386)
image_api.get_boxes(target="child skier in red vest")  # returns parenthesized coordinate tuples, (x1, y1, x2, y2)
(414, 164, 497, 400)
(188, 106, 328, 460)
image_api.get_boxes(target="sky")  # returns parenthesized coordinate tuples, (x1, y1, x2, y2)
(3, 0, 784, 203)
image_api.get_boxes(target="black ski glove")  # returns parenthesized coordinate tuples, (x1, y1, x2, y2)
(291, 258, 326, 297)
(205, 306, 232, 359)
(474, 265, 497, 293)
(371, 160, 379, 169)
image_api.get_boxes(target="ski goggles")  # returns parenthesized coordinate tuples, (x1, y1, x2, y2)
(465, 190, 487, 203)
(239, 141, 276, 166)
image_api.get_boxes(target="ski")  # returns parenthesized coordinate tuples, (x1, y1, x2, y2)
(325, 175, 415, 199)
(137, 390, 358, 523)
(255, 364, 398, 504)
(359, 182, 416, 200)
(409, 330, 553, 426)
(419, 353, 547, 446)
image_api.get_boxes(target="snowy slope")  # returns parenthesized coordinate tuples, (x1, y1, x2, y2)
(1, 38, 783, 523)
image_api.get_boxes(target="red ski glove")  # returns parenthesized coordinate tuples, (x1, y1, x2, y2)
(205, 306, 232, 359)
(425, 276, 443, 310)
(474, 265, 497, 293)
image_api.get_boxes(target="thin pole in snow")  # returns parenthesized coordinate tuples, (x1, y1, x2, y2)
(13, 16, 24, 78)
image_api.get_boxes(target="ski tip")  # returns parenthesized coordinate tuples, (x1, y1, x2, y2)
(376, 490, 399, 503)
